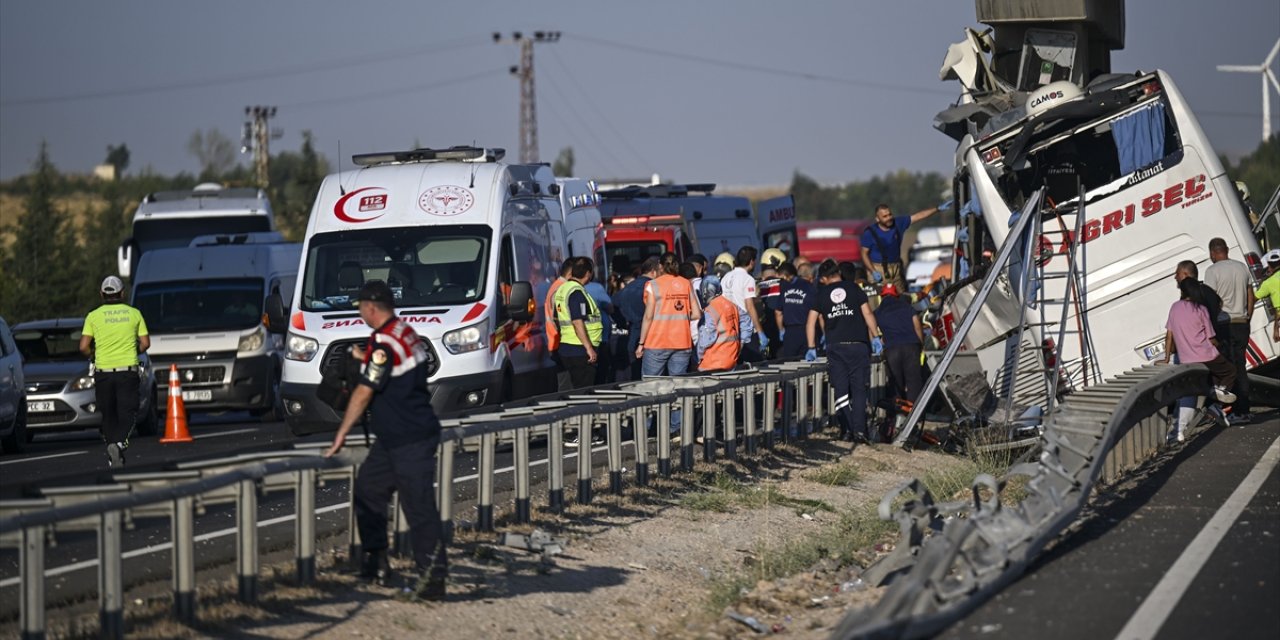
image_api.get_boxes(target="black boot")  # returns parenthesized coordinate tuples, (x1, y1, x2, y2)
(358, 549, 389, 585)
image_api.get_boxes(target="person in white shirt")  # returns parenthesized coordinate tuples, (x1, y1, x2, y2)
(720, 246, 764, 361)
(1203, 237, 1255, 424)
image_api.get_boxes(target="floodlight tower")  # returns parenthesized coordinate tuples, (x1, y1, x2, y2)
(241, 106, 282, 188)
(1217, 37, 1280, 143)
(493, 31, 560, 163)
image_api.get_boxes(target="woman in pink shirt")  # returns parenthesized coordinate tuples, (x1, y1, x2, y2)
(1161, 277, 1237, 422)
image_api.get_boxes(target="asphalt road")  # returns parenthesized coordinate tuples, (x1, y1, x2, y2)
(941, 410, 1280, 640)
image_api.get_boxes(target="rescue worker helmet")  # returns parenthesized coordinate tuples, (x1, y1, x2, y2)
(714, 252, 734, 269)
(761, 247, 786, 268)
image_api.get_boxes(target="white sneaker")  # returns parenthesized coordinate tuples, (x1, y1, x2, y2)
(1207, 404, 1229, 428)
(1213, 386, 1237, 404)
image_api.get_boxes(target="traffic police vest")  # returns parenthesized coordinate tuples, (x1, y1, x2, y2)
(698, 296, 740, 372)
(553, 280, 603, 347)
(644, 274, 694, 350)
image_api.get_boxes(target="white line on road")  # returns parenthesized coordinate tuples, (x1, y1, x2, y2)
(192, 428, 259, 440)
(0, 450, 87, 467)
(1115, 434, 1280, 640)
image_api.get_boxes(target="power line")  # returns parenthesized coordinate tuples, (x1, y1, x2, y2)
(280, 69, 505, 111)
(538, 72, 631, 176)
(0, 36, 488, 107)
(565, 32, 955, 98)
(546, 47, 653, 170)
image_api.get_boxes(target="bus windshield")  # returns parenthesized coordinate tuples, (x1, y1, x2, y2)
(133, 216, 272, 254)
(300, 225, 491, 311)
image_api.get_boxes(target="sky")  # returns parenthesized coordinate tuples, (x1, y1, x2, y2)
(1, 0, 1277, 188)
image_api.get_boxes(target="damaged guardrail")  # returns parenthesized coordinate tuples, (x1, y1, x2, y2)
(832, 363, 1210, 639)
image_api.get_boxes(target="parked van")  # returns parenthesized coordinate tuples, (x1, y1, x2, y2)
(131, 233, 300, 419)
(274, 146, 565, 436)
(558, 178, 608, 279)
(117, 183, 274, 279)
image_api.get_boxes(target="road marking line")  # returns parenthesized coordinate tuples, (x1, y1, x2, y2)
(0, 451, 86, 467)
(1115, 433, 1280, 640)
(192, 428, 259, 440)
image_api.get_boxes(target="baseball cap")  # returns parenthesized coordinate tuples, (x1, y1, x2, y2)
(356, 280, 395, 305)
(100, 275, 124, 295)
(1264, 249, 1280, 266)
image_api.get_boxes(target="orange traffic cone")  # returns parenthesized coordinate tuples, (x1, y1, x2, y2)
(160, 364, 193, 443)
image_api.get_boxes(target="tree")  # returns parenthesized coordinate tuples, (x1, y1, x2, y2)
(268, 131, 329, 239)
(187, 128, 237, 179)
(0, 142, 85, 323)
(552, 147, 575, 177)
(105, 143, 130, 176)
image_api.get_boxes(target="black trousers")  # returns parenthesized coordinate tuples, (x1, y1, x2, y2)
(562, 355, 598, 389)
(884, 344, 924, 403)
(1225, 322, 1251, 413)
(95, 370, 139, 444)
(781, 326, 807, 359)
(827, 342, 871, 439)
(354, 438, 448, 576)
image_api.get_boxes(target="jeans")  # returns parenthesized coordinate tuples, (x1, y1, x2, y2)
(95, 370, 139, 444)
(354, 438, 448, 576)
(642, 348, 691, 377)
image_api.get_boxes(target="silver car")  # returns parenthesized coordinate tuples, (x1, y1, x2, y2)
(13, 318, 159, 439)
(0, 316, 27, 454)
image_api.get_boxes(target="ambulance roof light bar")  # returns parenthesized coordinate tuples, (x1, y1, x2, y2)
(598, 183, 717, 200)
(601, 214, 683, 226)
(352, 146, 506, 167)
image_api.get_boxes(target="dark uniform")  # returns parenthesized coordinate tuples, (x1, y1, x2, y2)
(779, 278, 815, 358)
(874, 295, 923, 403)
(353, 316, 448, 584)
(815, 281, 873, 441)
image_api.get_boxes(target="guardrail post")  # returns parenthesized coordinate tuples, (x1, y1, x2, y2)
(680, 395, 696, 471)
(21, 524, 46, 640)
(172, 496, 195, 622)
(576, 415, 594, 505)
(781, 379, 795, 443)
(799, 374, 812, 439)
(514, 427, 531, 523)
(548, 419, 565, 512)
(764, 380, 777, 448)
(345, 464, 361, 571)
(98, 510, 124, 639)
(607, 411, 624, 495)
(632, 407, 649, 486)
(744, 381, 758, 454)
(236, 478, 259, 603)
(724, 388, 738, 460)
(295, 468, 316, 585)
(658, 403, 673, 476)
(702, 393, 716, 463)
(439, 439, 456, 541)
(478, 431, 496, 530)
(811, 371, 826, 431)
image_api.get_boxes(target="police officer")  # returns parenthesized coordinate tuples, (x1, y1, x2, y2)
(805, 260, 881, 443)
(325, 280, 448, 601)
(80, 275, 149, 467)
(554, 257, 604, 389)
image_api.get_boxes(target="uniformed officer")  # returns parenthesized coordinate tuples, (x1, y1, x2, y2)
(79, 275, 149, 467)
(554, 257, 604, 389)
(805, 259, 881, 443)
(325, 280, 448, 601)
(775, 262, 815, 358)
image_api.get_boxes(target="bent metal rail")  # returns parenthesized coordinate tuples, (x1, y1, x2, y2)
(832, 363, 1211, 639)
(1, 359, 862, 640)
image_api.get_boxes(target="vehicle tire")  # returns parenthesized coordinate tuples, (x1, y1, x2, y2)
(250, 369, 283, 422)
(1, 402, 28, 455)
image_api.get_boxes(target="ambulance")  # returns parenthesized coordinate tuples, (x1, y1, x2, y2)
(274, 146, 566, 436)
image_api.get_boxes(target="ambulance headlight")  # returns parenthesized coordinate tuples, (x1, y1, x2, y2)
(238, 325, 266, 354)
(442, 321, 486, 354)
(286, 332, 319, 361)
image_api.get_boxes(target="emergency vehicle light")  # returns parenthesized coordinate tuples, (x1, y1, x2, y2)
(604, 214, 682, 225)
(352, 146, 505, 167)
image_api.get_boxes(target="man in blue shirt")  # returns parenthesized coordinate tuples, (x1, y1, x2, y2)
(612, 256, 661, 381)
(775, 262, 815, 358)
(860, 202, 946, 291)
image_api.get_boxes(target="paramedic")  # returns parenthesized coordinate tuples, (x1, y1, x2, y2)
(806, 259, 881, 443)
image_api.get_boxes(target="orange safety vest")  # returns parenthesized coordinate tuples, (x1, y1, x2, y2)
(699, 295, 740, 372)
(644, 274, 694, 350)
(544, 277, 565, 351)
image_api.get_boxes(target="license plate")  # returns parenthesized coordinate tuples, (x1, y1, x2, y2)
(182, 390, 213, 402)
(27, 401, 56, 412)
(1141, 344, 1165, 361)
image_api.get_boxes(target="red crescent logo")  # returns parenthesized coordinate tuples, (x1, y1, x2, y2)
(333, 187, 387, 223)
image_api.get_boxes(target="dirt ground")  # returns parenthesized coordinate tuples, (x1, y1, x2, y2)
(24, 434, 971, 639)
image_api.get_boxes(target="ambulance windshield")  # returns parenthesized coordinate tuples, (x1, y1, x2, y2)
(300, 225, 490, 311)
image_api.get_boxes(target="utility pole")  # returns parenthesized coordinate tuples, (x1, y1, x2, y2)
(493, 31, 560, 163)
(241, 106, 282, 188)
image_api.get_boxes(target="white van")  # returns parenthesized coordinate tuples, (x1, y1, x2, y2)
(117, 183, 274, 279)
(275, 146, 566, 436)
(131, 234, 300, 419)
(558, 178, 607, 278)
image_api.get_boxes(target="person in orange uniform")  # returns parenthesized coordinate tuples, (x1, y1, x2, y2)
(636, 252, 701, 376)
(696, 275, 741, 372)
(544, 258, 574, 390)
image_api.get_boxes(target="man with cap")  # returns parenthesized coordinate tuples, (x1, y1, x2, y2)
(325, 280, 448, 601)
(80, 276, 149, 467)
(1254, 249, 1280, 343)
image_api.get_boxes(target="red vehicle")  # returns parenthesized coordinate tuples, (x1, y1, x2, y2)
(596, 213, 691, 277)
(797, 219, 870, 264)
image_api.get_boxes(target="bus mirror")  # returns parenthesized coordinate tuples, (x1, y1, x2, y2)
(264, 292, 288, 334)
(116, 242, 132, 279)
(506, 281, 535, 322)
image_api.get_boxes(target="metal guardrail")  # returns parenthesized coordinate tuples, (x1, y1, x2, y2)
(2, 359, 871, 640)
(833, 363, 1210, 639)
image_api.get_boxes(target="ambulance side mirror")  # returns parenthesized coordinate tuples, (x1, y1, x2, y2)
(506, 281, 535, 322)
(264, 292, 288, 334)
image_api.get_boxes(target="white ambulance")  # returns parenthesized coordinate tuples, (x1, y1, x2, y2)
(274, 146, 566, 436)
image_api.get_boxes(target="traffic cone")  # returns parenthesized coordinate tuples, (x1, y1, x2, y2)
(160, 364, 193, 443)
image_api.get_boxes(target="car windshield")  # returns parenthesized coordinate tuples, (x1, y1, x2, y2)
(300, 225, 491, 311)
(606, 241, 668, 272)
(133, 278, 264, 333)
(13, 327, 85, 362)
